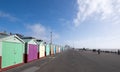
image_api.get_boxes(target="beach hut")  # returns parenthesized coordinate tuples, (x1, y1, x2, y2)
(56, 45, 59, 53)
(0, 35, 25, 70)
(50, 44, 54, 55)
(59, 46, 61, 53)
(62, 47, 65, 52)
(60, 46, 63, 52)
(46, 44, 50, 56)
(37, 40, 46, 58)
(53, 45, 56, 54)
(22, 37, 38, 63)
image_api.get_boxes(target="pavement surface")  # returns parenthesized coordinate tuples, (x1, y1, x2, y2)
(5, 50, 120, 72)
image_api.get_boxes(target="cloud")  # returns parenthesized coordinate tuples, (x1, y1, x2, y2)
(27, 24, 46, 38)
(26, 23, 59, 42)
(73, 0, 120, 27)
(0, 11, 18, 22)
(52, 32, 59, 40)
(59, 18, 71, 26)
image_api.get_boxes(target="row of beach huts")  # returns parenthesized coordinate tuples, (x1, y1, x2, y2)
(0, 33, 65, 71)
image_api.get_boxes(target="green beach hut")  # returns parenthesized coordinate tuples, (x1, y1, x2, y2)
(0, 35, 25, 70)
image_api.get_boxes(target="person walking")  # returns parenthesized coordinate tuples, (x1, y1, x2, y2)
(98, 49, 100, 54)
(118, 50, 120, 55)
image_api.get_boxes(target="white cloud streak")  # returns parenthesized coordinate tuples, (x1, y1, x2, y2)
(27, 23, 59, 42)
(0, 11, 18, 22)
(73, 0, 120, 27)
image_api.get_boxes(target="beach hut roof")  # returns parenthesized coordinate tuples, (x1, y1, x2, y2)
(0, 32, 9, 36)
(36, 39, 43, 42)
(22, 38, 38, 44)
(22, 36, 35, 39)
(0, 35, 25, 43)
(36, 39, 47, 44)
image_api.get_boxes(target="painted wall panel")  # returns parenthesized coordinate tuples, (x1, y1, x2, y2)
(60, 47, 63, 52)
(14, 43, 23, 64)
(54, 46, 56, 54)
(46, 44, 50, 56)
(2, 42, 15, 68)
(2, 42, 23, 68)
(28, 44, 38, 61)
(56, 47, 59, 53)
(63, 47, 65, 51)
(61, 47, 64, 52)
(50, 45, 54, 55)
(59, 47, 61, 53)
(39, 45, 45, 58)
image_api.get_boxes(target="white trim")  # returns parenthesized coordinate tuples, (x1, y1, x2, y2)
(0, 35, 25, 44)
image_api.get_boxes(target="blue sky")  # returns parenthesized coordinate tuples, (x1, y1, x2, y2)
(0, 0, 120, 49)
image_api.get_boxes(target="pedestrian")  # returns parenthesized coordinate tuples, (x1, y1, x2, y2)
(98, 49, 100, 54)
(118, 50, 120, 55)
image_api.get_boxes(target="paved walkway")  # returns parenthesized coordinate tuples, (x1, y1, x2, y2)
(6, 50, 120, 72)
